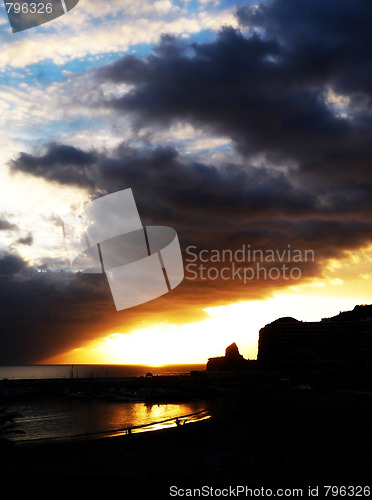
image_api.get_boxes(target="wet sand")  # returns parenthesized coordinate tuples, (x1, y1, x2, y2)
(1, 388, 371, 495)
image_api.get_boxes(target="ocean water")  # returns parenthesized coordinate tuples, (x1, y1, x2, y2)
(0, 363, 205, 380)
(6, 398, 209, 442)
(0, 364, 208, 442)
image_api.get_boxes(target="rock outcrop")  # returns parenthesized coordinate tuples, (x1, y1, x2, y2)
(207, 342, 248, 371)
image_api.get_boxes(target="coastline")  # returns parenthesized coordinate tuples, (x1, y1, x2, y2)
(1, 371, 371, 494)
(0, 370, 213, 444)
(1, 402, 218, 494)
(13, 407, 211, 446)
(2, 389, 372, 483)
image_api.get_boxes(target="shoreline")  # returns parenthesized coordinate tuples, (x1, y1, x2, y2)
(1, 376, 371, 492)
(0, 403, 220, 494)
(0, 416, 219, 495)
(12, 407, 212, 446)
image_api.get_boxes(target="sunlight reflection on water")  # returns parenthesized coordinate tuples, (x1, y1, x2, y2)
(111, 406, 211, 437)
(11, 399, 209, 442)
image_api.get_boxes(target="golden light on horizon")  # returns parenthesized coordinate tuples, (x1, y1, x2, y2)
(48, 316, 248, 366)
(43, 246, 372, 366)
(47, 293, 372, 366)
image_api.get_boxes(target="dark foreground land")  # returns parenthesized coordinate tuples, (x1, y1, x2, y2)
(0, 375, 371, 495)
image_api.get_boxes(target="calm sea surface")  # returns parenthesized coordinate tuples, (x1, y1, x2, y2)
(0, 363, 205, 380)
(0, 364, 208, 443)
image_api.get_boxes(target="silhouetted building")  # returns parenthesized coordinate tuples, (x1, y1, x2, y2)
(207, 342, 249, 371)
(258, 305, 372, 369)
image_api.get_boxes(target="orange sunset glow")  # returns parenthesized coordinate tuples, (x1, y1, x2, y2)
(44, 243, 372, 366)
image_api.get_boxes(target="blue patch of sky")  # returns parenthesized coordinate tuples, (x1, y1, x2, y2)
(0, 0, 250, 90)
(218, 0, 256, 9)
(184, 28, 223, 46)
(29, 51, 130, 84)
(172, 0, 198, 11)
(0, 23, 233, 90)
(174, 0, 255, 13)
(125, 42, 154, 60)
(0, 49, 131, 87)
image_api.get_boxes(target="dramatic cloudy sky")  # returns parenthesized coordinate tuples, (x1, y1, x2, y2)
(1, 0, 372, 365)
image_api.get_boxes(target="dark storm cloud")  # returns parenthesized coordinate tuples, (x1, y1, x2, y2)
(0, 252, 112, 363)
(10, 141, 319, 224)
(94, 0, 372, 190)
(0, 251, 194, 364)
(11, 143, 100, 188)
(10, 139, 372, 267)
(0, 251, 213, 364)
(237, 0, 372, 97)
(0, 252, 27, 277)
(97, 27, 343, 160)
